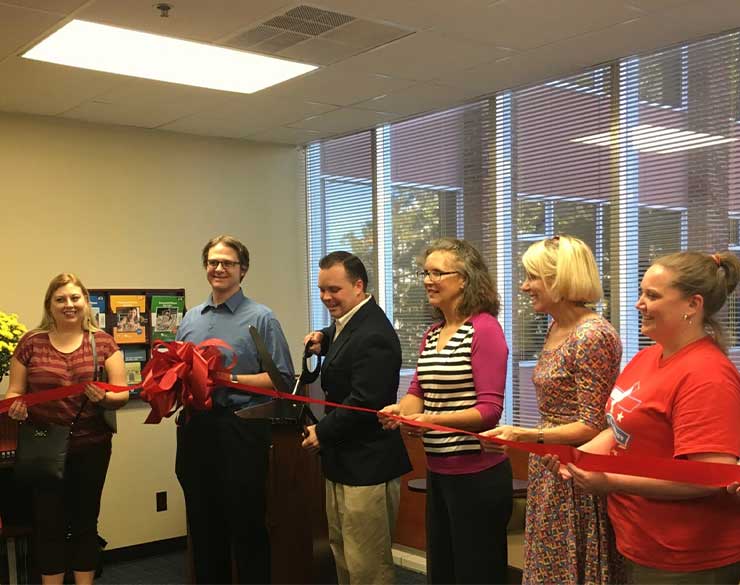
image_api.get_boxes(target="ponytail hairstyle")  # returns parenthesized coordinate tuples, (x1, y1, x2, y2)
(653, 251, 740, 352)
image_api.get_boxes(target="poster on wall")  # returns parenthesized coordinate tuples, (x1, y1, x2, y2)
(110, 295, 147, 344)
(150, 295, 184, 342)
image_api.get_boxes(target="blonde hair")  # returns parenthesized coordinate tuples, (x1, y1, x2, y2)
(654, 251, 740, 352)
(36, 273, 98, 333)
(422, 238, 500, 319)
(522, 235, 602, 303)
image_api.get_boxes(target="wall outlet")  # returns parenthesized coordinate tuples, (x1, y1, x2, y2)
(156, 491, 167, 512)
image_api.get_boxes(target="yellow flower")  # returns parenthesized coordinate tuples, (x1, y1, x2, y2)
(0, 311, 28, 379)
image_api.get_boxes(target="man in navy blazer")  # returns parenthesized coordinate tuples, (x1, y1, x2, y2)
(302, 251, 411, 584)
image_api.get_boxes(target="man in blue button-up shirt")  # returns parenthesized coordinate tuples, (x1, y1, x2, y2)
(175, 234, 294, 584)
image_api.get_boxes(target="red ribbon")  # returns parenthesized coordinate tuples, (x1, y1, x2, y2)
(137, 340, 740, 488)
(0, 381, 129, 414)
(7, 341, 738, 487)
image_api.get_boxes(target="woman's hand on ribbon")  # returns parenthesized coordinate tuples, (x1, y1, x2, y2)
(480, 425, 522, 454)
(566, 463, 611, 494)
(400, 413, 428, 438)
(84, 383, 106, 404)
(7, 398, 28, 422)
(540, 454, 573, 481)
(378, 404, 401, 430)
(727, 481, 740, 497)
(377, 405, 428, 436)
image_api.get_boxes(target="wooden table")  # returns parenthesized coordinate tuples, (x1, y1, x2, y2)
(407, 477, 528, 497)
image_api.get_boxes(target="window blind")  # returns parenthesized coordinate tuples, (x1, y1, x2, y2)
(305, 29, 740, 424)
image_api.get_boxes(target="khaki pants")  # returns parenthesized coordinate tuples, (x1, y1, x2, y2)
(626, 559, 740, 584)
(325, 478, 401, 585)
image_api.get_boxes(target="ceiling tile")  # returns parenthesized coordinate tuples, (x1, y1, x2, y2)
(0, 56, 124, 115)
(261, 68, 417, 106)
(321, 18, 413, 49)
(436, 0, 644, 51)
(0, 2, 64, 59)
(61, 100, 171, 128)
(328, 30, 511, 81)
(353, 82, 474, 115)
(652, 0, 740, 43)
(60, 79, 237, 128)
(1, 0, 87, 13)
(624, 0, 693, 12)
(245, 126, 325, 144)
(277, 37, 362, 66)
(287, 107, 400, 134)
(523, 3, 740, 77)
(303, 0, 493, 32)
(434, 51, 572, 98)
(158, 118, 257, 139)
(77, 0, 294, 43)
(160, 94, 337, 137)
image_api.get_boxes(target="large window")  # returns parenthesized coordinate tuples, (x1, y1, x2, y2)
(306, 29, 740, 424)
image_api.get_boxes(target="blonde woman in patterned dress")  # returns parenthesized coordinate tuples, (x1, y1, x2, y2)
(481, 235, 624, 585)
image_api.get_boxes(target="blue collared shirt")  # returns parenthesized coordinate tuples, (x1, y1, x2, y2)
(176, 288, 294, 409)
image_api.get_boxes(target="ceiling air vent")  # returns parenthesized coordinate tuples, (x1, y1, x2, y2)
(224, 5, 412, 66)
(284, 6, 355, 28)
(228, 5, 355, 52)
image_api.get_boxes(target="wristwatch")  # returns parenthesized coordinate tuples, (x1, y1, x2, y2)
(231, 372, 238, 383)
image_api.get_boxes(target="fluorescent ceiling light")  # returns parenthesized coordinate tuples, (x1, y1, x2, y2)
(22, 19, 317, 94)
(571, 124, 737, 154)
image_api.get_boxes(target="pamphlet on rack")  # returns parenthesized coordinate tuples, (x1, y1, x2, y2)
(122, 346, 147, 363)
(125, 362, 142, 385)
(90, 294, 107, 329)
(151, 295, 184, 342)
(110, 295, 147, 344)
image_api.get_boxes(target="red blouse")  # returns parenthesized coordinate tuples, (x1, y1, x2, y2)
(13, 330, 120, 451)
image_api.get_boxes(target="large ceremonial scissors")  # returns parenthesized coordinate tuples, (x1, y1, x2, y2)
(236, 326, 320, 426)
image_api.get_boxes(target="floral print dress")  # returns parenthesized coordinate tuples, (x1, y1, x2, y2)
(523, 316, 625, 585)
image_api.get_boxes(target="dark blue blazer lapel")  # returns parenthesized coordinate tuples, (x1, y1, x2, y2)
(322, 298, 373, 371)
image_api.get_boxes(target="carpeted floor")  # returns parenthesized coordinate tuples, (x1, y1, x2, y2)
(97, 549, 427, 585)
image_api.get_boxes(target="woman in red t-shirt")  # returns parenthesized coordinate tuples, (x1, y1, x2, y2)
(546, 251, 740, 584)
(7, 273, 128, 584)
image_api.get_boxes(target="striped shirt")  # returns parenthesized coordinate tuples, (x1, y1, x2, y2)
(13, 330, 119, 450)
(408, 312, 508, 475)
(419, 323, 481, 456)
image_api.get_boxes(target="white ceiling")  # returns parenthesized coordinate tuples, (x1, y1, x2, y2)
(2, 0, 740, 145)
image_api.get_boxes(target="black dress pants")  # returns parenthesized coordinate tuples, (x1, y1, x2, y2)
(176, 408, 271, 584)
(32, 440, 112, 575)
(426, 460, 513, 585)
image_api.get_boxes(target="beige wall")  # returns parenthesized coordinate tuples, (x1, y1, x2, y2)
(0, 111, 309, 548)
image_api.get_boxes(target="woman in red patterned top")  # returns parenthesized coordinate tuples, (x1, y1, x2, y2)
(7, 273, 127, 585)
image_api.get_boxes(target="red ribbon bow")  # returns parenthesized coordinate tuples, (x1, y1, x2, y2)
(139, 339, 236, 423)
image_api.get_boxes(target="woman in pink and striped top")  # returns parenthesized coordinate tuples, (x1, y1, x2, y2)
(380, 238, 511, 584)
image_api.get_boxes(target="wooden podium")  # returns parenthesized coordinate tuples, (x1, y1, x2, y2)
(266, 420, 336, 584)
(185, 407, 338, 584)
